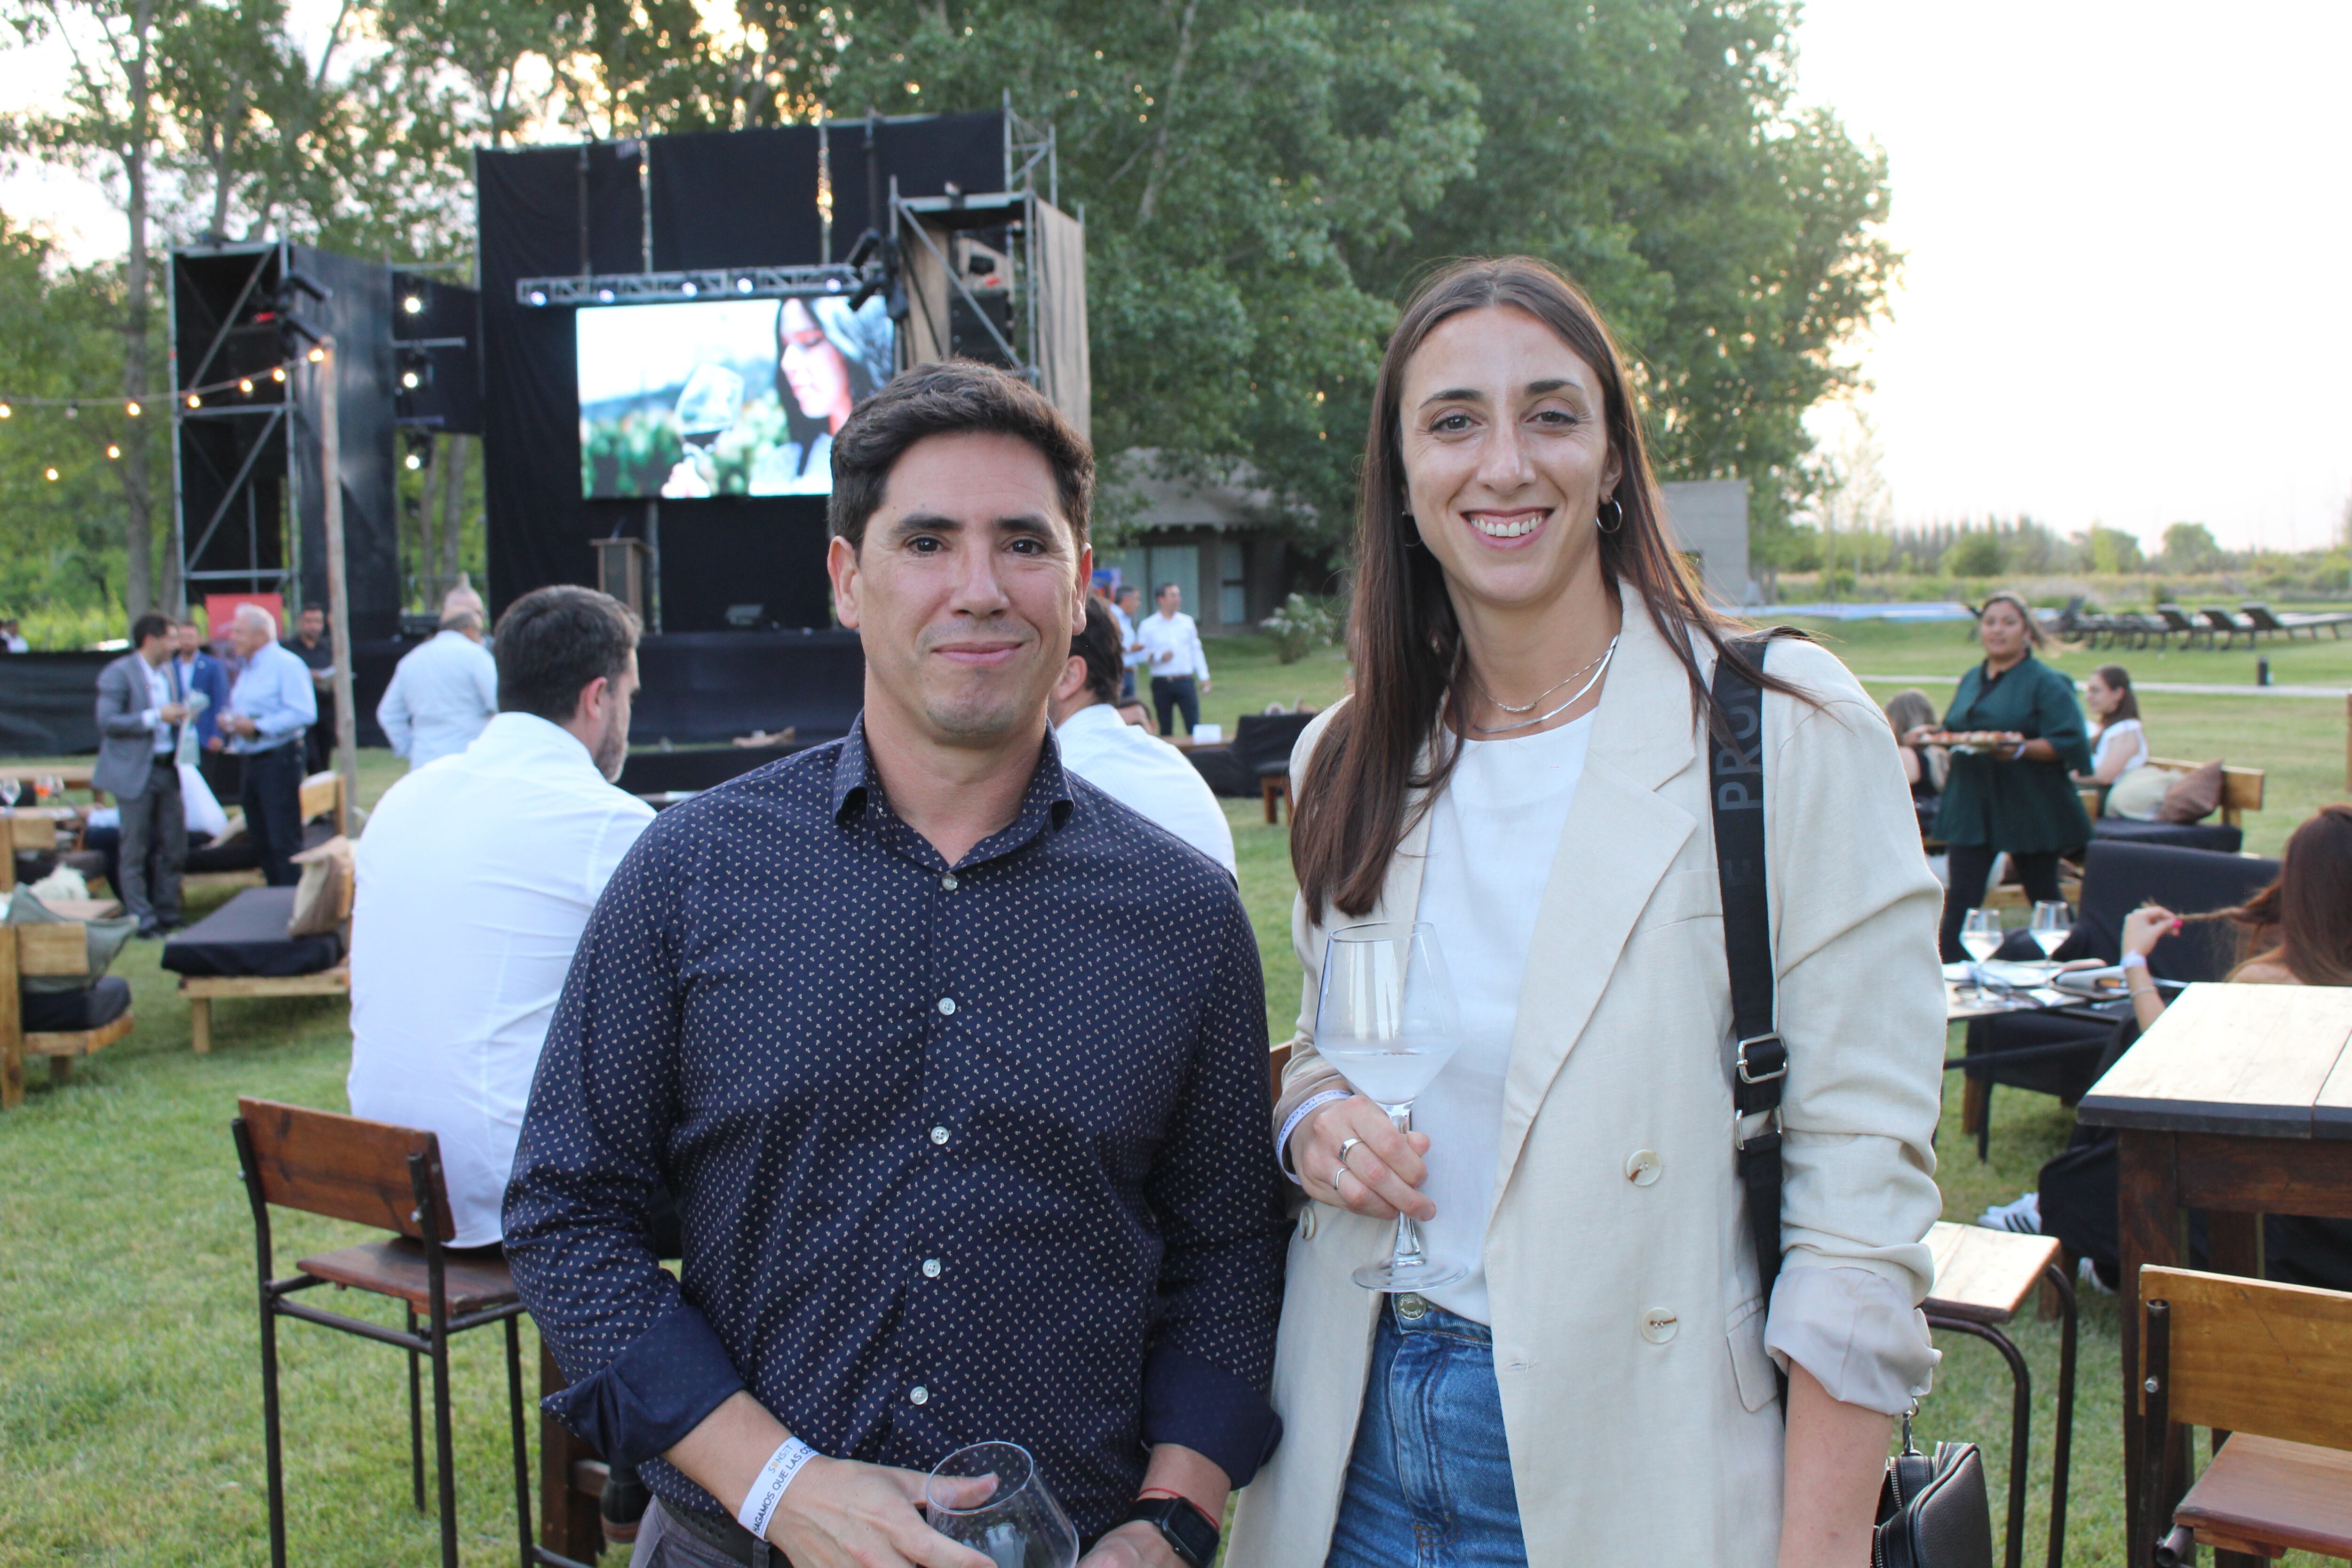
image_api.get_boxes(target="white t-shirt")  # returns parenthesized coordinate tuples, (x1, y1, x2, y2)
(1409, 712, 1596, 1323)
(2090, 716, 2148, 779)
(1054, 702, 1236, 875)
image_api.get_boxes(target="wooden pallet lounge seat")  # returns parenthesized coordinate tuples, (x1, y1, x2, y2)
(0, 916, 135, 1109)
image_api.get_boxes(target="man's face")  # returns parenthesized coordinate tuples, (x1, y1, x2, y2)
(228, 617, 269, 657)
(1118, 589, 1140, 617)
(298, 609, 324, 641)
(1157, 585, 1180, 616)
(829, 431, 1089, 750)
(590, 652, 639, 782)
(174, 624, 200, 656)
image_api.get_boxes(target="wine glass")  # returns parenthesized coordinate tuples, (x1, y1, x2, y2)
(1959, 909, 2004, 1000)
(0, 777, 18, 809)
(2028, 901, 2072, 963)
(1315, 920, 1466, 1293)
(924, 1442, 1078, 1568)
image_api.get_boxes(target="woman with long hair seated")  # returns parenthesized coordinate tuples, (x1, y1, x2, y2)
(1882, 687, 1947, 835)
(1981, 804, 2352, 1287)
(2073, 663, 2149, 794)
(1228, 256, 1945, 1568)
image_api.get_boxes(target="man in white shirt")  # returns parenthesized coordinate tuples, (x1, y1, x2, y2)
(1052, 597, 1235, 875)
(348, 584, 652, 1250)
(376, 585, 500, 770)
(1136, 581, 1211, 737)
(1112, 582, 1147, 701)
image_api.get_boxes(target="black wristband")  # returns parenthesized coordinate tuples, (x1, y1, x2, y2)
(1119, 1495, 1219, 1568)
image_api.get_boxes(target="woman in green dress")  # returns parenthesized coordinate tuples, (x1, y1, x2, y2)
(1902, 591, 2092, 959)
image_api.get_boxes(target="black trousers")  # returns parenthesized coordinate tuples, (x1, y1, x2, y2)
(240, 742, 306, 886)
(1152, 675, 1200, 738)
(1940, 843, 2066, 961)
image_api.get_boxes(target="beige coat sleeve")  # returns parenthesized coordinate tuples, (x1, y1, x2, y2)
(1271, 704, 1350, 1143)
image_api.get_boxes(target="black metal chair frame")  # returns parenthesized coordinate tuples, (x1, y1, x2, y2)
(1924, 1260, 2078, 1568)
(232, 1117, 536, 1568)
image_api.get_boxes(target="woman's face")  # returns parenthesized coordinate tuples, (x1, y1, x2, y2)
(779, 300, 854, 427)
(2084, 673, 2116, 717)
(1979, 600, 2029, 661)
(1396, 305, 1623, 619)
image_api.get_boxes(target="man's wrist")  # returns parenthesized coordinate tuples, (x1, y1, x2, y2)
(1121, 1492, 1220, 1568)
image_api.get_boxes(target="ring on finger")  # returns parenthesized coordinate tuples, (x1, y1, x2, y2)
(1336, 1136, 1363, 1167)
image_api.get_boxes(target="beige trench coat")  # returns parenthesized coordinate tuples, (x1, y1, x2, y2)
(1226, 599, 1946, 1568)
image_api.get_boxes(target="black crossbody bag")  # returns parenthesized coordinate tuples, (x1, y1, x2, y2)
(1708, 636, 1992, 1568)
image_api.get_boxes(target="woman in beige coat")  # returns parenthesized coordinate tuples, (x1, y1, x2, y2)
(1226, 259, 1946, 1568)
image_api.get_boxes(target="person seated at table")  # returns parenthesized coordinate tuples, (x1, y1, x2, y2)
(1050, 596, 1236, 875)
(1979, 803, 2352, 1289)
(1900, 591, 2092, 959)
(1881, 687, 1947, 834)
(2072, 663, 2148, 795)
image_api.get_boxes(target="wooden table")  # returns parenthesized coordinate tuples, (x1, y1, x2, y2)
(0, 765, 93, 789)
(2076, 982, 2352, 1564)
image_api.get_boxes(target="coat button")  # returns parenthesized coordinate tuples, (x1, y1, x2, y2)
(1641, 1307, 1678, 1345)
(1298, 1207, 1318, 1241)
(1625, 1149, 1661, 1186)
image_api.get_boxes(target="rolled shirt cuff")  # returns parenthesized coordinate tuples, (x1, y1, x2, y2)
(1762, 1265, 1940, 1416)
(1141, 1345, 1281, 1488)
(542, 1302, 748, 1467)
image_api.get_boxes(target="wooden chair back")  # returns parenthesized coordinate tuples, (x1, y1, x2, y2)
(2141, 1265, 2352, 1452)
(297, 771, 349, 836)
(234, 1096, 453, 1242)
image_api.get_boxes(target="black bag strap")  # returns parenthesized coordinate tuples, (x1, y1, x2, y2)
(1709, 634, 1788, 1406)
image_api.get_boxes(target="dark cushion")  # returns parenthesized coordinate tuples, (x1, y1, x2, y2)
(1232, 712, 1315, 775)
(1184, 743, 1256, 798)
(160, 886, 342, 978)
(21, 974, 131, 1033)
(2036, 839, 2279, 981)
(2091, 817, 2243, 854)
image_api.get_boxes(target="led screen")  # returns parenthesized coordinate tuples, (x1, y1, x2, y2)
(576, 294, 895, 499)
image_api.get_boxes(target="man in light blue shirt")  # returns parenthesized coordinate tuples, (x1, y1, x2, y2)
(221, 604, 318, 885)
(377, 586, 500, 771)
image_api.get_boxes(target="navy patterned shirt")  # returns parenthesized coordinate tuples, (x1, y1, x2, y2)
(503, 718, 1284, 1539)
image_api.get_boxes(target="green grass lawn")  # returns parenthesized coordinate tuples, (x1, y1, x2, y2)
(3, 619, 2344, 1563)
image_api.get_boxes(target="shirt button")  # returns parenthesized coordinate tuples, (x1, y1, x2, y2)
(1625, 1149, 1661, 1186)
(922, 1258, 942, 1278)
(940, 874, 958, 891)
(930, 1125, 950, 1146)
(937, 997, 956, 1016)
(1641, 1307, 1679, 1345)
(909, 1385, 930, 1406)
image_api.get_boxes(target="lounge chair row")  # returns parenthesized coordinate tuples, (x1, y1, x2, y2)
(2062, 601, 2352, 650)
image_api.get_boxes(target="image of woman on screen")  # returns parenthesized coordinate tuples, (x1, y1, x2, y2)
(747, 295, 891, 495)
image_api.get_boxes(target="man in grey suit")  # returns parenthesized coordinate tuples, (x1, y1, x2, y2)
(95, 613, 192, 936)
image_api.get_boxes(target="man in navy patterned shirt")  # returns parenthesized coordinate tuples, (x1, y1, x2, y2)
(505, 361, 1285, 1568)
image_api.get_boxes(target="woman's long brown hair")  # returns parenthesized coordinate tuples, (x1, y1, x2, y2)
(1292, 256, 1807, 918)
(2207, 803, 2352, 985)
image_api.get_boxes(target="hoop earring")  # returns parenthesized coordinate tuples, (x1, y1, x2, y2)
(1596, 497, 1625, 534)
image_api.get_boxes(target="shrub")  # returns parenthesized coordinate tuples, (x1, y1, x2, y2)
(1264, 592, 1343, 664)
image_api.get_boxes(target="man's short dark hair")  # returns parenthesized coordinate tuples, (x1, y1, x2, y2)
(828, 360, 1092, 554)
(493, 586, 640, 722)
(130, 612, 172, 647)
(1073, 597, 1123, 706)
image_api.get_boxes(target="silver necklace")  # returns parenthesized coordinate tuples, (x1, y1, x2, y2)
(1468, 642, 1612, 715)
(1465, 636, 1618, 735)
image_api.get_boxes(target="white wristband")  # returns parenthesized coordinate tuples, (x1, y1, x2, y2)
(2120, 952, 2148, 972)
(1277, 1089, 1353, 1185)
(737, 1437, 819, 1541)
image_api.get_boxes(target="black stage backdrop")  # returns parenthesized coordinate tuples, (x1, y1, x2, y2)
(826, 111, 1009, 257)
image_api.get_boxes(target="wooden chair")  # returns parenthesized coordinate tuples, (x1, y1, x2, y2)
(1261, 771, 1289, 825)
(2140, 1265, 2352, 1565)
(1923, 1222, 2077, 1568)
(299, 769, 350, 837)
(0, 915, 135, 1109)
(231, 1098, 535, 1568)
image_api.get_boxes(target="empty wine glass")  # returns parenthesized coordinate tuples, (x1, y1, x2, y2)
(1959, 908, 2004, 1000)
(1316, 920, 1466, 1293)
(2028, 900, 2072, 962)
(0, 777, 18, 809)
(924, 1442, 1078, 1568)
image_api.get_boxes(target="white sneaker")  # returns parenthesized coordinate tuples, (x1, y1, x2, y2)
(1977, 1193, 2041, 1234)
(2078, 1256, 2113, 1293)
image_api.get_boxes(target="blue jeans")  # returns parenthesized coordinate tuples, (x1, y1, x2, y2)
(1326, 1296, 1529, 1568)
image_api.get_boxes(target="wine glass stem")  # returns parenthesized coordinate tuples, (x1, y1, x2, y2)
(1383, 1102, 1426, 1271)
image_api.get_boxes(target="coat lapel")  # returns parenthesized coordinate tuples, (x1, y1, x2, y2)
(1489, 599, 1702, 1202)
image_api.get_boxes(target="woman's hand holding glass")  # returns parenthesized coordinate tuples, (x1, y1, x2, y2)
(1289, 1093, 1435, 1224)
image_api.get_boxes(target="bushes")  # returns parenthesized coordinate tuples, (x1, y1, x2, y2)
(1263, 592, 1343, 664)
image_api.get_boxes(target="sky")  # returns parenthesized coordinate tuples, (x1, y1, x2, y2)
(1789, 0, 2352, 551)
(4, 2, 2348, 552)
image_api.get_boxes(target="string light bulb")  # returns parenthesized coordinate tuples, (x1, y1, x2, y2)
(238, 378, 254, 394)
(0, 403, 11, 418)
(186, 394, 202, 408)
(405, 452, 423, 470)
(125, 400, 140, 416)
(271, 367, 286, 382)
(106, 444, 120, 460)
(43, 467, 58, 481)
(401, 370, 420, 389)
(307, 347, 325, 363)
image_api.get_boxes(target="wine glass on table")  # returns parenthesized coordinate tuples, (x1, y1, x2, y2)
(924, 1441, 1079, 1568)
(0, 777, 18, 810)
(1959, 908, 2004, 1002)
(1315, 920, 1466, 1293)
(2028, 901, 2072, 970)
(31, 774, 51, 805)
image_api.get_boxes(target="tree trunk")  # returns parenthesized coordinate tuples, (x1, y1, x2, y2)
(120, 0, 158, 617)
(440, 434, 468, 587)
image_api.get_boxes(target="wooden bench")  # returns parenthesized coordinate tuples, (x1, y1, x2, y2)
(1923, 1221, 2077, 1568)
(0, 916, 135, 1109)
(183, 965, 351, 1054)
